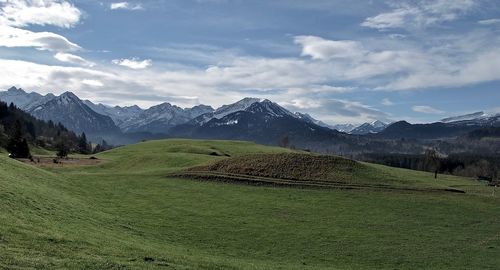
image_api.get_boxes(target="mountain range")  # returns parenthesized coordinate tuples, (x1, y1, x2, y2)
(1, 86, 499, 147)
(170, 98, 342, 145)
(0, 87, 382, 137)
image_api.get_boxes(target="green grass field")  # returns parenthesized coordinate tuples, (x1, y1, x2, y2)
(0, 139, 499, 269)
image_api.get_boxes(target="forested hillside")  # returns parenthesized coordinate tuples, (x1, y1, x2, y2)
(0, 101, 104, 157)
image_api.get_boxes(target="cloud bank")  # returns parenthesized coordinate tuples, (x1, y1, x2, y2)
(0, 0, 81, 28)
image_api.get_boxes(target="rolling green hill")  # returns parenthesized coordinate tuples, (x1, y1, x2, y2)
(1, 139, 499, 269)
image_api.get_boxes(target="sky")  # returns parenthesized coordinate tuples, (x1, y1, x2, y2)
(0, 0, 500, 125)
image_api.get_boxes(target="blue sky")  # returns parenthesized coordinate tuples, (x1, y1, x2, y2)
(0, 0, 500, 124)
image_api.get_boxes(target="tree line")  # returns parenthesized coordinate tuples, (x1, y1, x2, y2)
(0, 101, 111, 158)
(362, 152, 499, 182)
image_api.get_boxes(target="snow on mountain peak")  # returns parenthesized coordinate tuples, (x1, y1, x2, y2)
(349, 120, 387, 134)
(245, 99, 295, 118)
(294, 112, 333, 129)
(213, 97, 262, 119)
(371, 120, 387, 128)
(58, 92, 81, 105)
(7, 86, 25, 93)
(440, 111, 488, 123)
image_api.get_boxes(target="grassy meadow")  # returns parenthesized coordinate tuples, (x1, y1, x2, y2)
(0, 139, 499, 269)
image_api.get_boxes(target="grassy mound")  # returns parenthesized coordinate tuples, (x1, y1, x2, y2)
(172, 152, 467, 192)
(187, 153, 358, 182)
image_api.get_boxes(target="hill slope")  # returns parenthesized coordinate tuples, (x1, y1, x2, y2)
(1, 139, 499, 269)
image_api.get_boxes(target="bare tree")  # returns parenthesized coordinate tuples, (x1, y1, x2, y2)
(279, 135, 289, 148)
(425, 148, 441, 179)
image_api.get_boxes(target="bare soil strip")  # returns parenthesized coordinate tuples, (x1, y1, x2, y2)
(167, 171, 465, 193)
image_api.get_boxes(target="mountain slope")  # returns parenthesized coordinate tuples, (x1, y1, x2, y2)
(294, 112, 333, 129)
(28, 92, 120, 135)
(187, 97, 261, 126)
(440, 111, 488, 123)
(377, 121, 482, 139)
(330, 123, 357, 133)
(351, 120, 387, 135)
(83, 100, 143, 126)
(0, 101, 81, 151)
(0, 87, 55, 111)
(119, 102, 214, 133)
(171, 99, 342, 146)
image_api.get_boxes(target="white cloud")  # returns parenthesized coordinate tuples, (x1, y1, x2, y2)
(0, 1, 83, 52)
(2, 32, 499, 112)
(412, 105, 444, 114)
(282, 98, 392, 124)
(0, 59, 111, 94)
(362, 7, 414, 30)
(293, 35, 427, 82)
(112, 58, 152, 69)
(54, 52, 94, 67)
(362, 0, 476, 30)
(294, 36, 364, 60)
(82, 79, 103, 87)
(292, 32, 500, 92)
(382, 47, 500, 90)
(478, 18, 500, 25)
(0, 0, 81, 28)
(381, 98, 394, 106)
(287, 85, 353, 95)
(389, 33, 406, 39)
(1, 28, 499, 123)
(110, 2, 143, 10)
(0, 25, 81, 51)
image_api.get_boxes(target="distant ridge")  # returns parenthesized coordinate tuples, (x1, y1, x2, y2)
(350, 120, 387, 135)
(2, 86, 499, 147)
(440, 111, 487, 123)
(170, 98, 342, 145)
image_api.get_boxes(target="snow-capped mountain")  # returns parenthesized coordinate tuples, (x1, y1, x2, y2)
(6, 86, 498, 146)
(189, 98, 296, 125)
(0, 88, 120, 137)
(440, 112, 489, 123)
(186, 104, 214, 119)
(294, 112, 333, 129)
(439, 111, 500, 127)
(246, 99, 297, 118)
(214, 97, 262, 119)
(0, 87, 55, 111)
(350, 120, 388, 135)
(330, 123, 357, 133)
(190, 97, 262, 125)
(28, 92, 120, 135)
(84, 100, 214, 133)
(119, 102, 214, 133)
(171, 97, 340, 145)
(83, 101, 144, 126)
(0, 86, 216, 136)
